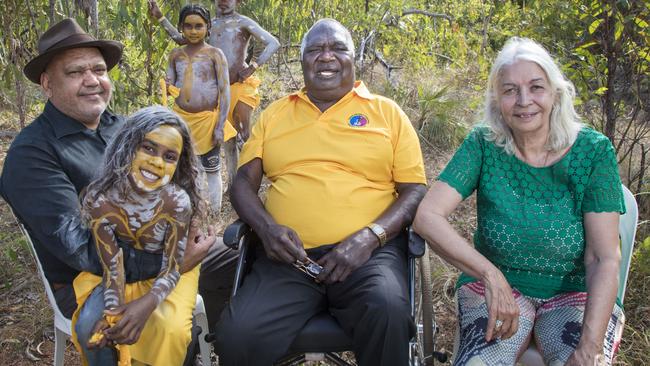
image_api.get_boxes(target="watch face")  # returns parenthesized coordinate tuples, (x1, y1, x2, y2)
(368, 224, 386, 245)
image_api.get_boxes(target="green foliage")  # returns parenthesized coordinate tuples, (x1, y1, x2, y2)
(414, 85, 467, 150)
(635, 236, 650, 277)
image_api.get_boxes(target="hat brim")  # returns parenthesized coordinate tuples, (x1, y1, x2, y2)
(23, 40, 123, 84)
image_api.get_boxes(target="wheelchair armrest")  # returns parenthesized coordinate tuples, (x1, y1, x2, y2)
(408, 227, 426, 258)
(223, 219, 251, 250)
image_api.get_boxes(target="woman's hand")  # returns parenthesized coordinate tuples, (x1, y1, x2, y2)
(483, 268, 520, 342)
(104, 293, 157, 345)
(565, 341, 605, 366)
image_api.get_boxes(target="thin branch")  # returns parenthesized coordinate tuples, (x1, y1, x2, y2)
(402, 8, 453, 25)
(279, 47, 299, 90)
(24, 0, 41, 38)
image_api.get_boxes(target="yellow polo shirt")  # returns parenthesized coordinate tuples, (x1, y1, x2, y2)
(239, 81, 426, 249)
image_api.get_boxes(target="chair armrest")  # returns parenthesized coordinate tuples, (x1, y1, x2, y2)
(223, 219, 251, 249)
(408, 227, 426, 258)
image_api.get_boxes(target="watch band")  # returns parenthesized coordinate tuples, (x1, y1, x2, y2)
(366, 223, 387, 247)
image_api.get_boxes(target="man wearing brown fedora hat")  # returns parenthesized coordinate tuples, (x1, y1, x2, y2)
(1, 18, 237, 365)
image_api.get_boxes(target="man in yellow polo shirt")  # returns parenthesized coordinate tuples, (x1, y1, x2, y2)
(215, 18, 427, 366)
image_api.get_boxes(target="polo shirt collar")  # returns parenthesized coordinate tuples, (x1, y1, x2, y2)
(44, 101, 117, 139)
(291, 80, 374, 103)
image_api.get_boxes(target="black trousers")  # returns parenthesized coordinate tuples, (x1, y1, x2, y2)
(215, 232, 413, 366)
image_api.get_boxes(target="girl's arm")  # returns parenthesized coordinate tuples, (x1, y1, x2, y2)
(148, 0, 187, 45)
(148, 188, 192, 305)
(211, 47, 230, 144)
(566, 212, 620, 365)
(88, 194, 126, 310)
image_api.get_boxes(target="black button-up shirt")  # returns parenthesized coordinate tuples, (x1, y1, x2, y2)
(1, 101, 160, 285)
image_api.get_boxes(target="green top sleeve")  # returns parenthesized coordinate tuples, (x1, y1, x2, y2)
(581, 132, 626, 214)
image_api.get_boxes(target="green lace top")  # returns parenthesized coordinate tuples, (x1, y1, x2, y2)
(439, 126, 625, 301)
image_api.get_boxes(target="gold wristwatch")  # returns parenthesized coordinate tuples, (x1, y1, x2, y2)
(366, 223, 387, 247)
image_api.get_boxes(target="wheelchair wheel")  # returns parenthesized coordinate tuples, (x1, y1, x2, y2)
(411, 248, 436, 366)
(415, 246, 436, 366)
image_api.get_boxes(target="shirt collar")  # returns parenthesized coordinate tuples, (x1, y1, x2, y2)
(290, 80, 374, 103)
(43, 101, 118, 139)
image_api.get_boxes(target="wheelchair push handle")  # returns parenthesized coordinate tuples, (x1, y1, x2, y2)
(408, 227, 426, 258)
(223, 219, 251, 249)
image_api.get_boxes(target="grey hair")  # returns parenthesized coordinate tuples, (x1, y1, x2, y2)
(483, 37, 582, 154)
(82, 105, 205, 220)
(299, 18, 355, 60)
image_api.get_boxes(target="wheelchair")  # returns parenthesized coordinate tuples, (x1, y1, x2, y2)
(207, 220, 449, 365)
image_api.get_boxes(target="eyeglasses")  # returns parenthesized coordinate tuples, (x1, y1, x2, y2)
(293, 257, 323, 279)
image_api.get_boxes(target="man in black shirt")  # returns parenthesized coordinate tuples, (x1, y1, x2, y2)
(0, 18, 235, 340)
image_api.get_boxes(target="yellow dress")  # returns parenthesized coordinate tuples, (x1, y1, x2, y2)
(71, 265, 200, 366)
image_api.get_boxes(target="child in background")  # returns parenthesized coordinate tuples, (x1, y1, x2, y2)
(165, 4, 232, 213)
(72, 106, 205, 366)
(150, 0, 280, 192)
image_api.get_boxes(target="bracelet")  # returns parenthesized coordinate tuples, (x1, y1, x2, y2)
(156, 16, 167, 23)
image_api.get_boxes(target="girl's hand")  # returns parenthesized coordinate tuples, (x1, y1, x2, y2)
(483, 269, 520, 341)
(213, 128, 224, 144)
(87, 318, 111, 349)
(181, 223, 216, 273)
(104, 293, 157, 345)
(147, 0, 163, 19)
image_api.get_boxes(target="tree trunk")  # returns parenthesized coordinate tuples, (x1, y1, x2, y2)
(49, 0, 57, 24)
(602, 5, 618, 143)
(89, 0, 98, 37)
(15, 70, 26, 129)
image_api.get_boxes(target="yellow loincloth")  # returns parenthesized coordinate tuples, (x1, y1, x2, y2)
(71, 266, 200, 366)
(160, 81, 237, 154)
(227, 76, 262, 127)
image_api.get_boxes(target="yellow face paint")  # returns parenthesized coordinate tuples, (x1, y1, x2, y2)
(182, 14, 209, 45)
(130, 125, 183, 192)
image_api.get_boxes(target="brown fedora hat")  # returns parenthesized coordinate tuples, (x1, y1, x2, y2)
(23, 18, 123, 84)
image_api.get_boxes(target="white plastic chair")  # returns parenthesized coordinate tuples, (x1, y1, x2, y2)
(12, 214, 71, 366)
(519, 184, 638, 365)
(11, 211, 213, 365)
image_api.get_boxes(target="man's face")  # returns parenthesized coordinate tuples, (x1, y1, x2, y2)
(301, 22, 355, 105)
(41, 47, 112, 129)
(216, 0, 237, 15)
(182, 14, 209, 44)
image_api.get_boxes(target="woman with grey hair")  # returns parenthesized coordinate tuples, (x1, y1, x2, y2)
(413, 37, 625, 365)
(71, 106, 205, 365)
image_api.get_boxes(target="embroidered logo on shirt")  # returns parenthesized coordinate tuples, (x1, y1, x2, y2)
(348, 114, 368, 127)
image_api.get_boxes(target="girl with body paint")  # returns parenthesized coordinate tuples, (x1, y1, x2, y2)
(71, 106, 205, 366)
(165, 4, 231, 213)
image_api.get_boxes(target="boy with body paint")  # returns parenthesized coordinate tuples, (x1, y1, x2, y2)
(149, 0, 280, 191)
(71, 106, 206, 366)
(165, 4, 231, 212)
